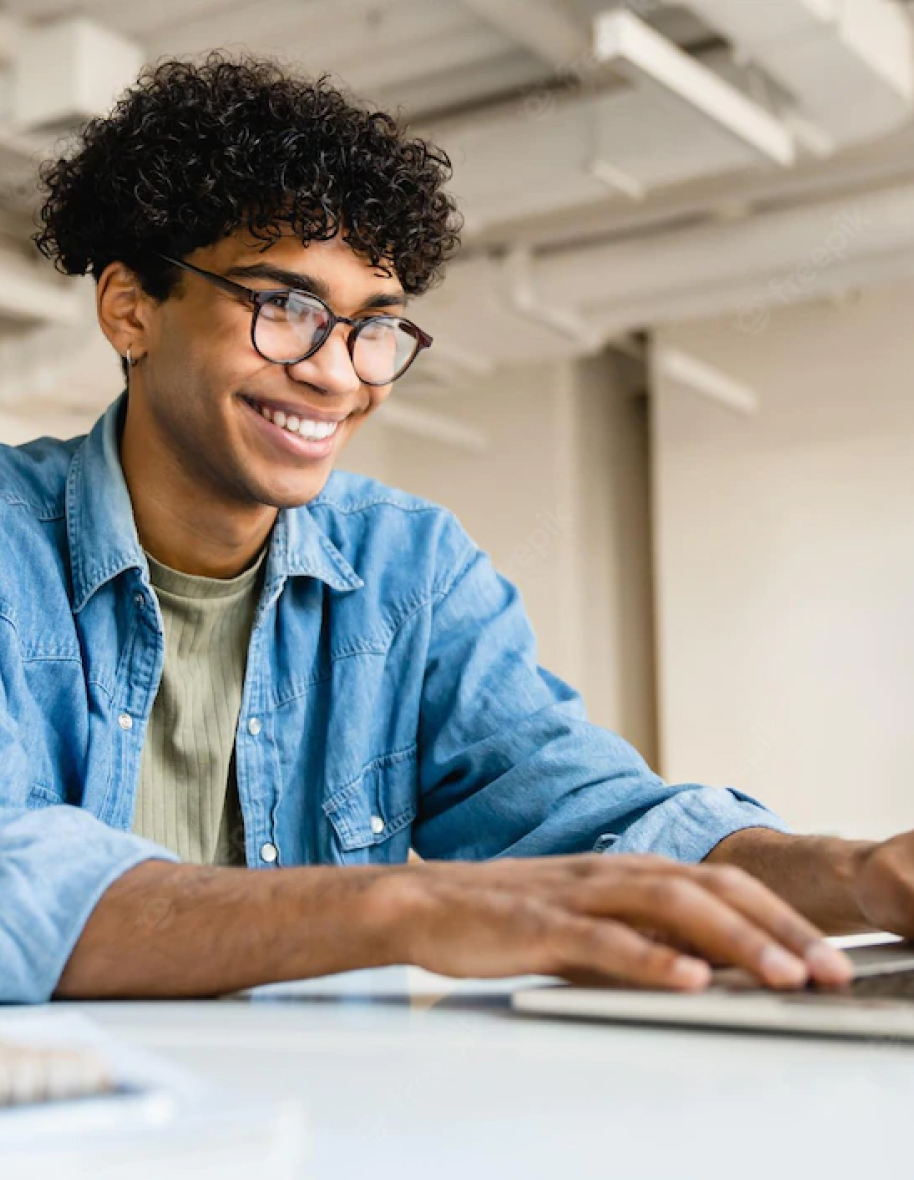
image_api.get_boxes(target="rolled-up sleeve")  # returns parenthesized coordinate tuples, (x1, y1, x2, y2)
(0, 632, 177, 1005)
(413, 523, 789, 864)
(0, 807, 178, 1004)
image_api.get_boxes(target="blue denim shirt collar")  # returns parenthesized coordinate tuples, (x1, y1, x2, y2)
(66, 390, 364, 613)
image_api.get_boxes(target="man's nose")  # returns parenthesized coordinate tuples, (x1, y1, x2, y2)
(285, 325, 362, 397)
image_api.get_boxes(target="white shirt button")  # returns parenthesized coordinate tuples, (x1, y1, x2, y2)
(259, 842, 278, 864)
(248, 717, 262, 736)
(117, 713, 133, 731)
(133, 592, 145, 609)
(370, 815, 386, 836)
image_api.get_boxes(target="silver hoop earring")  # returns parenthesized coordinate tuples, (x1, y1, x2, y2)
(126, 347, 134, 368)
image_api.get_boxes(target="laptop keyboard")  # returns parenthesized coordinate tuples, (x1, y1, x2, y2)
(844, 968, 914, 1000)
(714, 965, 914, 1003)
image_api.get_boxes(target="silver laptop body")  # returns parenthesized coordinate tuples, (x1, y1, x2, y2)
(511, 936, 914, 1041)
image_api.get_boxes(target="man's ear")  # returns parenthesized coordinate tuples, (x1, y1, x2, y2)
(96, 262, 152, 365)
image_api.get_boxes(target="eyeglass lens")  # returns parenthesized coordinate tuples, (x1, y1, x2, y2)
(255, 292, 419, 384)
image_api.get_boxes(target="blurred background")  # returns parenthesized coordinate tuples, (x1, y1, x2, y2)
(0, 0, 912, 841)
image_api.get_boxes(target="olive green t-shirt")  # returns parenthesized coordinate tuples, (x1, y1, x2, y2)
(131, 547, 267, 865)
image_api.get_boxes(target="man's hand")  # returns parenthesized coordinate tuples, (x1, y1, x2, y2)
(706, 825, 914, 944)
(383, 854, 853, 991)
(854, 833, 914, 937)
(57, 851, 853, 1000)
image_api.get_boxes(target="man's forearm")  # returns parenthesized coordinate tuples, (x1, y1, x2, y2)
(54, 846, 863, 999)
(54, 860, 402, 999)
(705, 827, 878, 935)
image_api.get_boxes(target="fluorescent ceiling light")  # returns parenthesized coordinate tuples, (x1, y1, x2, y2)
(593, 10, 796, 168)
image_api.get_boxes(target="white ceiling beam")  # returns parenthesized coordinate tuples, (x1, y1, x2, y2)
(463, 115, 914, 254)
(534, 182, 914, 309)
(505, 247, 603, 351)
(588, 241, 914, 338)
(669, 0, 914, 150)
(456, 0, 589, 68)
(652, 345, 760, 416)
(419, 180, 914, 364)
(434, 68, 782, 236)
(594, 10, 796, 167)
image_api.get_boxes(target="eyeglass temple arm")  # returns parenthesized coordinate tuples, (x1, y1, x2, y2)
(158, 254, 258, 305)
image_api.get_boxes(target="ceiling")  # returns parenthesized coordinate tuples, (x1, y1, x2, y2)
(0, 0, 721, 124)
(2, 0, 914, 419)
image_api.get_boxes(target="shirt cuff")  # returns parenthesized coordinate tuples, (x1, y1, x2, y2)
(593, 786, 791, 863)
(0, 806, 180, 1004)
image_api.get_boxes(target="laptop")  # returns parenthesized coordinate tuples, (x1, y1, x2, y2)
(511, 935, 914, 1041)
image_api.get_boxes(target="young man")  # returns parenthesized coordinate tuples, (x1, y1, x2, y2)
(1, 55, 909, 1004)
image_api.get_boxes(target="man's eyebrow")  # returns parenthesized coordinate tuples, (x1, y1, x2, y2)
(224, 263, 407, 310)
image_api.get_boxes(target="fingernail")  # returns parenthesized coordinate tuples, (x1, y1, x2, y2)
(760, 945, 808, 986)
(671, 957, 712, 991)
(806, 942, 854, 984)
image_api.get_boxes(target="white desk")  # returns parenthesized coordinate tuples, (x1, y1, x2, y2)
(58, 964, 913, 1180)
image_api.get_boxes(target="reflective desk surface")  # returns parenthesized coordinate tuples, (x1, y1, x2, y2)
(60, 953, 913, 1180)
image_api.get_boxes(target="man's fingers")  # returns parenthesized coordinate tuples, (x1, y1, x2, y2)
(568, 873, 814, 988)
(549, 859, 853, 988)
(546, 913, 712, 992)
(693, 865, 852, 986)
(408, 855, 853, 990)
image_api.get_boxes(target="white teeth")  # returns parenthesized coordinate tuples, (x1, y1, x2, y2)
(253, 400, 340, 442)
(298, 419, 338, 441)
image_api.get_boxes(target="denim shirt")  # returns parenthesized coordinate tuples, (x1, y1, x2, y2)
(0, 392, 788, 1002)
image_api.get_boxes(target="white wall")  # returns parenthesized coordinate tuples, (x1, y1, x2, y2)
(653, 282, 914, 840)
(570, 351, 657, 760)
(379, 353, 657, 758)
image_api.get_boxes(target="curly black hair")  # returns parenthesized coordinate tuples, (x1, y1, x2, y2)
(34, 53, 462, 307)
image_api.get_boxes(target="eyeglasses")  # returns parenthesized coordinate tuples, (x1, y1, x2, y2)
(158, 254, 433, 386)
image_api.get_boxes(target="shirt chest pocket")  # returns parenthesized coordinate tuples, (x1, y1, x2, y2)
(322, 745, 418, 865)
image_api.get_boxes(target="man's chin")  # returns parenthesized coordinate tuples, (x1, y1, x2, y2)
(250, 469, 334, 510)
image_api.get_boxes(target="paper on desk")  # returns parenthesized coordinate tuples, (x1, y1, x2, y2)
(0, 1009, 203, 1099)
(0, 1011, 309, 1180)
(242, 964, 558, 1003)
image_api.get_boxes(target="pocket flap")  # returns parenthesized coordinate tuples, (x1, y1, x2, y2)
(323, 746, 418, 852)
(26, 783, 65, 810)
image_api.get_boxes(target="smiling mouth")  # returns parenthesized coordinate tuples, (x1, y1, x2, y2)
(241, 396, 347, 442)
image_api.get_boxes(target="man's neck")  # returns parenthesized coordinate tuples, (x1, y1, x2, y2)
(132, 491, 274, 579)
(119, 395, 276, 579)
